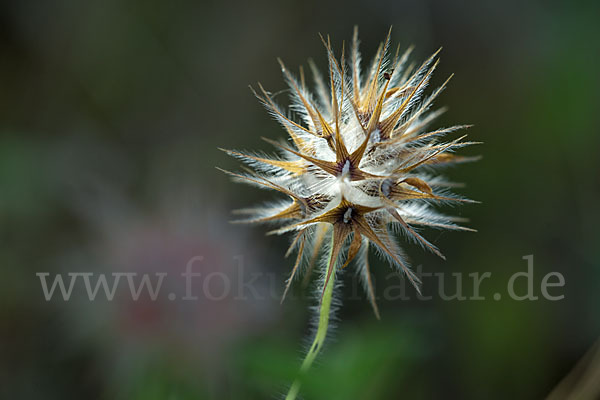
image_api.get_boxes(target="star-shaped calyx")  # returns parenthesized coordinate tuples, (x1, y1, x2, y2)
(292, 197, 421, 300)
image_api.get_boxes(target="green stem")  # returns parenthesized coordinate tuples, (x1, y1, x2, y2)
(285, 237, 337, 400)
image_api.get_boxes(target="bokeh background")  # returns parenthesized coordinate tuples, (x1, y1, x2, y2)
(1, 0, 599, 399)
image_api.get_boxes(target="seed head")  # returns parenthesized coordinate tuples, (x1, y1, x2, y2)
(220, 27, 478, 317)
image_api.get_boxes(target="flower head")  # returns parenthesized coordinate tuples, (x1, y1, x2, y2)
(221, 28, 477, 317)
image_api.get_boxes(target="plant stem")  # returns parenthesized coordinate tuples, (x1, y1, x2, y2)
(285, 238, 337, 400)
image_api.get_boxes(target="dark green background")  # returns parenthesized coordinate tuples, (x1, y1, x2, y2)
(1, 0, 599, 399)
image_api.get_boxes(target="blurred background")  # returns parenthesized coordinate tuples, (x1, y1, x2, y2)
(1, 0, 599, 399)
